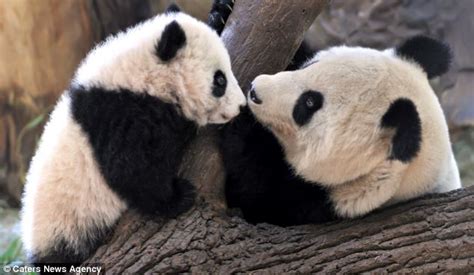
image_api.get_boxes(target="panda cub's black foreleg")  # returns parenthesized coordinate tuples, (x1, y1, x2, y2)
(70, 86, 197, 218)
(208, 0, 234, 35)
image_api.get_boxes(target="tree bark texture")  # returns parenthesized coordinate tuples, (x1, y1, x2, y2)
(85, 186, 474, 273)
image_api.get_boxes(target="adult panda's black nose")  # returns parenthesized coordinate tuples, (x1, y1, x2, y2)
(249, 88, 262, 104)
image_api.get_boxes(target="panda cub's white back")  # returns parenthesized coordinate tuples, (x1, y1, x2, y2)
(21, 4, 245, 265)
(248, 36, 461, 219)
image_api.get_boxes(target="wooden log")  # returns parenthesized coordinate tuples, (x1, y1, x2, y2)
(85, 186, 474, 273)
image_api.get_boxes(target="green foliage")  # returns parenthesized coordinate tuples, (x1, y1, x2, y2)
(0, 238, 22, 265)
(16, 110, 50, 185)
(0, 238, 37, 275)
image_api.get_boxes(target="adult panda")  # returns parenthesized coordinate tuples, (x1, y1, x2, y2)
(21, 2, 244, 265)
(224, 36, 461, 225)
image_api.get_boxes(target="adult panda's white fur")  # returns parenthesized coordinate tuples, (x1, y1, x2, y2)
(21, 4, 245, 264)
(248, 36, 461, 219)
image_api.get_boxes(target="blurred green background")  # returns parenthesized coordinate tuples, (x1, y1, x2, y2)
(0, 0, 472, 267)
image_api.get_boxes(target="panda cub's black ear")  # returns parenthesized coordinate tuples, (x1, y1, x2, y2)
(156, 20, 186, 62)
(395, 35, 452, 79)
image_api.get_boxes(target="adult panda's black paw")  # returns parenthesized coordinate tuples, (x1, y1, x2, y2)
(208, 0, 235, 35)
(161, 178, 196, 218)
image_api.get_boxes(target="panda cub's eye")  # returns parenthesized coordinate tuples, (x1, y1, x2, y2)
(212, 70, 227, 98)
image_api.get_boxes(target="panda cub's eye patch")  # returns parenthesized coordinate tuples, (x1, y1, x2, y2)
(212, 70, 227, 98)
(293, 91, 324, 126)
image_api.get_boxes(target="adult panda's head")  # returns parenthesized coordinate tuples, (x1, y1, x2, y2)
(248, 36, 451, 186)
(73, 6, 245, 126)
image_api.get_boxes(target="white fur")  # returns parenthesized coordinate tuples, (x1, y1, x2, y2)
(74, 12, 245, 125)
(249, 45, 461, 218)
(21, 11, 245, 259)
(21, 95, 127, 259)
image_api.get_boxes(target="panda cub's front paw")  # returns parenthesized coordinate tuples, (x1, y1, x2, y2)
(162, 178, 196, 218)
(208, 0, 235, 35)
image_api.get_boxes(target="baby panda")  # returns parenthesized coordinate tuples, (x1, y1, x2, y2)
(225, 36, 461, 225)
(21, 3, 245, 265)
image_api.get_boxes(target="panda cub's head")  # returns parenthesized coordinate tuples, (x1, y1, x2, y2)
(248, 36, 451, 186)
(74, 7, 245, 125)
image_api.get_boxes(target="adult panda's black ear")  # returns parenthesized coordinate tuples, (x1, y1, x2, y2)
(381, 98, 422, 163)
(395, 35, 452, 79)
(208, 0, 235, 35)
(156, 20, 186, 62)
(165, 3, 181, 13)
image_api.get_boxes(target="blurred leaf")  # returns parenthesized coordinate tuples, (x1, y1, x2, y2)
(0, 237, 22, 265)
(23, 114, 46, 132)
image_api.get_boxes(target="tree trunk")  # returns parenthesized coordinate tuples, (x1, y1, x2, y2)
(82, 0, 474, 273)
(85, 186, 474, 273)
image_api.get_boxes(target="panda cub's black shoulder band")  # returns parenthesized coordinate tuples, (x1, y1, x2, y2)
(69, 85, 197, 217)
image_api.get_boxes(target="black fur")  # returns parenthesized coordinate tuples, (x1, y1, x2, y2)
(156, 20, 186, 61)
(396, 35, 452, 79)
(286, 40, 316, 71)
(208, 0, 235, 35)
(165, 3, 181, 13)
(212, 70, 227, 97)
(70, 85, 197, 218)
(221, 109, 336, 226)
(381, 98, 422, 163)
(292, 91, 324, 127)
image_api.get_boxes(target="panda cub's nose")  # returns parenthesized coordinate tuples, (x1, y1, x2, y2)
(249, 88, 262, 104)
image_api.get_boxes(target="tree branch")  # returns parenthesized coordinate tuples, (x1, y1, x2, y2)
(85, 187, 474, 273)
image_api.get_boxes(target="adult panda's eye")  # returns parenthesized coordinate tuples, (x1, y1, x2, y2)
(306, 97, 314, 108)
(212, 70, 227, 98)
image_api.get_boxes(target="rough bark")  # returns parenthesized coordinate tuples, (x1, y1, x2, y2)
(85, 186, 474, 273)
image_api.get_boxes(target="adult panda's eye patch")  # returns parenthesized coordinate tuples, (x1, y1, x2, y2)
(212, 70, 227, 97)
(293, 90, 324, 126)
